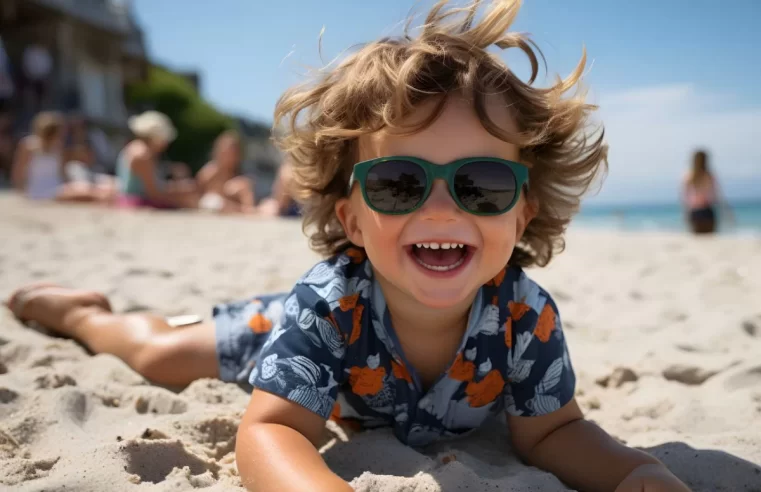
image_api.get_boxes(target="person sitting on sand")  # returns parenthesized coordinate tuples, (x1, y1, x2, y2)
(6, 2, 690, 491)
(11, 111, 112, 203)
(256, 156, 300, 217)
(682, 150, 732, 235)
(116, 111, 200, 209)
(196, 131, 256, 213)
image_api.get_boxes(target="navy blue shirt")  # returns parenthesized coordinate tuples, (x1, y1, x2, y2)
(248, 248, 575, 447)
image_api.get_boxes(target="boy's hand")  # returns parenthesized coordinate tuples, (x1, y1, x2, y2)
(615, 464, 691, 492)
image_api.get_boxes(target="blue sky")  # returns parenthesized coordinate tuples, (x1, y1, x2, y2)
(132, 0, 761, 204)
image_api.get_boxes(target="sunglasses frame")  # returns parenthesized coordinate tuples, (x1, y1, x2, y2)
(348, 156, 530, 216)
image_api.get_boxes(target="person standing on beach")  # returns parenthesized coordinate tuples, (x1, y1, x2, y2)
(7, 1, 690, 491)
(682, 150, 732, 234)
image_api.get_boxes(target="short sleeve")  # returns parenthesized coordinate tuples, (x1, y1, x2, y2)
(503, 293, 575, 417)
(250, 284, 346, 420)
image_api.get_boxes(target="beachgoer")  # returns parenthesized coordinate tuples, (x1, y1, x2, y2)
(11, 111, 65, 199)
(6, 2, 689, 491)
(61, 115, 118, 203)
(11, 111, 116, 203)
(256, 157, 299, 217)
(682, 150, 731, 234)
(116, 111, 200, 209)
(196, 131, 256, 213)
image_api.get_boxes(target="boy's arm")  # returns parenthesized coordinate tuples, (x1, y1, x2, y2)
(236, 389, 353, 492)
(508, 398, 687, 491)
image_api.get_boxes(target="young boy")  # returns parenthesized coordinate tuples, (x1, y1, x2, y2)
(7, 1, 690, 491)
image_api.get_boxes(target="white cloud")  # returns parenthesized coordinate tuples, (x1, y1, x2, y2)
(586, 84, 761, 203)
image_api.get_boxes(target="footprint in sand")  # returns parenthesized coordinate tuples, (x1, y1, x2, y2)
(57, 389, 93, 425)
(0, 456, 60, 484)
(0, 387, 18, 404)
(125, 267, 174, 279)
(723, 365, 761, 391)
(742, 315, 760, 337)
(34, 373, 76, 389)
(121, 439, 219, 484)
(131, 388, 188, 415)
(189, 417, 239, 459)
(595, 367, 639, 388)
(140, 428, 171, 440)
(662, 364, 718, 386)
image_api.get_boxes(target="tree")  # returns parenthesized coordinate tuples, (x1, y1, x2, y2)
(126, 65, 234, 171)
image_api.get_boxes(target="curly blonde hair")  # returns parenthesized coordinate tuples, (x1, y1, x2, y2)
(274, 0, 607, 268)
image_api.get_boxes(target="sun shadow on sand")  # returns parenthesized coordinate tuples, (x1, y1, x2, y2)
(323, 422, 761, 492)
(644, 442, 761, 492)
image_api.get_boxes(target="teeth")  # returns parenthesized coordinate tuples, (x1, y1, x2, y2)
(414, 243, 467, 249)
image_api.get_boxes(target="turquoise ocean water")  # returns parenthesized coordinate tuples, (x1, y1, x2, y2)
(575, 200, 761, 236)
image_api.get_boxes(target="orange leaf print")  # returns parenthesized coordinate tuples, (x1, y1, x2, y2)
(330, 402, 342, 421)
(448, 352, 476, 382)
(328, 402, 363, 431)
(465, 370, 505, 407)
(391, 359, 413, 384)
(338, 293, 360, 312)
(486, 268, 506, 287)
(504, 318, 512, 348)
(508, 301, 531, 321)
(534, 303, 556, 342)
(248, 313, 272, 334)
(349, 304, 364, 345)
(345, 248, 366, 263)
(349, 365, 386, 396)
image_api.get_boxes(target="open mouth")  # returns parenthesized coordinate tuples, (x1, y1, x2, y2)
(407, 242, 474, 273)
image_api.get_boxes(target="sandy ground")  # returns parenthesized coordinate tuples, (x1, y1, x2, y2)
(1, 193, 760, 492)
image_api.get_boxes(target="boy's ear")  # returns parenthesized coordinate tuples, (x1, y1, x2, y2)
(516, 189, 538, 239)
(335, 197, 365, 247)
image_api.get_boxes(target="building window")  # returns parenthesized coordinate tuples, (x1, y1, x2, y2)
(78, 57, 107, 119)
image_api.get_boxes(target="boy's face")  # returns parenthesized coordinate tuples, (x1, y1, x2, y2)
(336, 96, 536, 310)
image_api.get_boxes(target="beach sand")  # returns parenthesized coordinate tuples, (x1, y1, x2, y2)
(1, 193, 760, 491)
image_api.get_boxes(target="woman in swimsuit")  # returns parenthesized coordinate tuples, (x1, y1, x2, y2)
(196, 131, 256, 213)
(681, 150, 731, 234)
(116, 111, 200, 209)
(12, 111, 117, 203)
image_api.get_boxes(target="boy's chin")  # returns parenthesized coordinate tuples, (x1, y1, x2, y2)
(409, 286, 475, 310)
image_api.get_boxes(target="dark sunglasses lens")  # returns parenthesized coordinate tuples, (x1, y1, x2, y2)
(454, 161, 517, 214)
(364, 160, 427, 213)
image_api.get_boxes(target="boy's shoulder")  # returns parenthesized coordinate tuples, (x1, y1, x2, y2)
(488, 265, 560, 318)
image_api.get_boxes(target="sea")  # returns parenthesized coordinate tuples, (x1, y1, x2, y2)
(575, 199, 761, 236)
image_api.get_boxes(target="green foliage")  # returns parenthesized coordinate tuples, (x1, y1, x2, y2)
(126, 66, 233, 170)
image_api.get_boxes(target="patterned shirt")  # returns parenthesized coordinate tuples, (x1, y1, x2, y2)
(250, 248, 575, 447)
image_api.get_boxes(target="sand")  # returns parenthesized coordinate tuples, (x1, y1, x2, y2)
(0, 192, 760, 491)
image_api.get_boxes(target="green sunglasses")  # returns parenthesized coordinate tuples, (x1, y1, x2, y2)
(347, 156, 529, 216)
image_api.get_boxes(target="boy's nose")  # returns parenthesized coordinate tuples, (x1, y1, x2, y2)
(418, 179, 460, 221)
